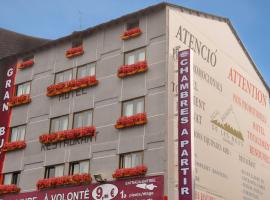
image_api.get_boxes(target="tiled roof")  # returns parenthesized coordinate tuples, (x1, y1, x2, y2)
(0, 28, 50, 59)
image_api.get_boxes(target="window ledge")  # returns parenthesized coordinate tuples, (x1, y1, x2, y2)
(115, 112, 147, 129)
(112, 165, 147, 179)
(8, 94, 31, 107)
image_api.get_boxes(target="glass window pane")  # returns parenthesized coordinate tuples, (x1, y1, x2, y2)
(73, 163, 80, 175)
(132, 153, 142, 167)
(3, 174, 12, 185)
(12, 173, 19, 185)
(79, 161, 89, 174)
(55, 70, 72, 84)
(136, 101, 144, 114)
(55, 165, 64, 177)
(17, 82, 30, 96)
(124, 103, 133, 116)
(77, 64, 95, 79)
(51, 116, 69, 133)
(89, 65, 95, 76)
(11, 126, 25, 142)
(127, 55, 135, 65)
(138, 51, 145, 62)
(124, 154, 132, 168)
(74, 111, 92, 128)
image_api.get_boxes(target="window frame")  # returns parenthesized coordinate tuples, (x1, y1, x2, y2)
(73, 109, 93, 129)
(3, 171, 20, 185)
(76, 62, 96, 79)
(121, 97, 145, 117)
(16, 81, 31, 96)
(10, 124, 26, 142)
(119, 151, 144, 169)
(124, 47, 146, 66)
(72, 38, 83, 48)
(44, 164, 65, 179)
(54, 69, 73, 84)
(50, 115, 69, 133)
(69, 160, 90, 175)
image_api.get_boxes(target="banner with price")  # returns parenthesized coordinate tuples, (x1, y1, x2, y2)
(2, 175, 164, 200)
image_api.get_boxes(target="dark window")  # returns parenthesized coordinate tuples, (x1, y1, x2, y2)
(72, 38, 83, 48)
(3, 172, 20, 185)
(73, 110, 93, 128)
(45, 165, 64, 178)
(120, 152, 143, 168)
(69, 160, 89, 175)
(127, 20, 139, 30)
(122, 97, 144, 116)
(50, 115, 69, 133)
(22, 55, 34, 62)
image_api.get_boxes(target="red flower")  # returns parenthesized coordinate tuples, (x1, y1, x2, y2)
(121, 28, 142, 40)
(117, 61, 148, 78)
(36, 174, 92, 190)
(0, 184, 20, 195)
(115, 113, 147, 129)
(65, 46, 84, 58)
(17, 60, 34, 69)
(39, 126, 96, 145)
(112, 165, 147, 179)
(2, 141, 26, 152)
(47, 76, 98, 97)
(8, 94, 31, 107)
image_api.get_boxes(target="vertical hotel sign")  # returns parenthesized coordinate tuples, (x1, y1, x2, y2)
(178, 49, 194, 200)
(0, 59, 16, 177)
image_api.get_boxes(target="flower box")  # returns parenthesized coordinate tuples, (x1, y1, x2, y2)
(121, 28, 142, 40)
(39, 126, 96, 145)
(65, 46, 84, 58)
(7, 94, 31, 107)
(47, 76, 98, 97)
(2, 141, 26, 152)
(115, 112, 147, 129)
(17, 60, 34, 70)
(112, 165, 147, 179)
(117, 61, 148, 78)
(0, 184, 20, 195)
(36, 174, 91, 190)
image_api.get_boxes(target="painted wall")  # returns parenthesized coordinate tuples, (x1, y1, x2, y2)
(168, 6, 270, 200)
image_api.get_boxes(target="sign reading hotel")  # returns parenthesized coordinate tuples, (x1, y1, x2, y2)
(169, 7, 270, 200)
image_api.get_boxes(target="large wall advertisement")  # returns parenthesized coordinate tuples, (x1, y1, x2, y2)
(169, 8, 270, 200)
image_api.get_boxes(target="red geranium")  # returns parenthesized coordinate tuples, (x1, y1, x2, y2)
(0, 184, 20, 195)
(117, 61, 148, 78)
(17, 60, 34, 69)
(39, 126, 96, 145)
(121, 28, 142, 40)
(115, 112, 147, 129)
(47, 75, 98, 97)
(8, 94, 31, 107)
(2, 141, 26, 152)
(112, 165, 147, 179)
(65, 46, 84, 58)
(36, 174, 92, 190)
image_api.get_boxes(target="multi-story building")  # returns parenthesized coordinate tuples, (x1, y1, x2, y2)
(0, 2, 269, 200)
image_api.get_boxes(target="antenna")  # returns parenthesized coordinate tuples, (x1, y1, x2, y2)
(78, 10, 83, 30)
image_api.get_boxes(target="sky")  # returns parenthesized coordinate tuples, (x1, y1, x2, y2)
(0, 0, 269, 87)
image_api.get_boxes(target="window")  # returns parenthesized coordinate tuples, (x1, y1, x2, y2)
(22, 55, 34, 62)
(124, 48, 146, 65)
(69, 160, 89, 175)
(16, 82, 31, 96)
(10, 125, 26, 142)
(77, 63, 95, 79)
(45, 164, 65, 178)
(127, 20, 139, 30)
(122, 97, 144, 116)
(72, 38, 83, 48)
(73, 110, 93, 128)
(50, 115, 69, 133)
(55, 69, 73, 84)
(3, 172, 20, 185)
(120, 152, 143, 168)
